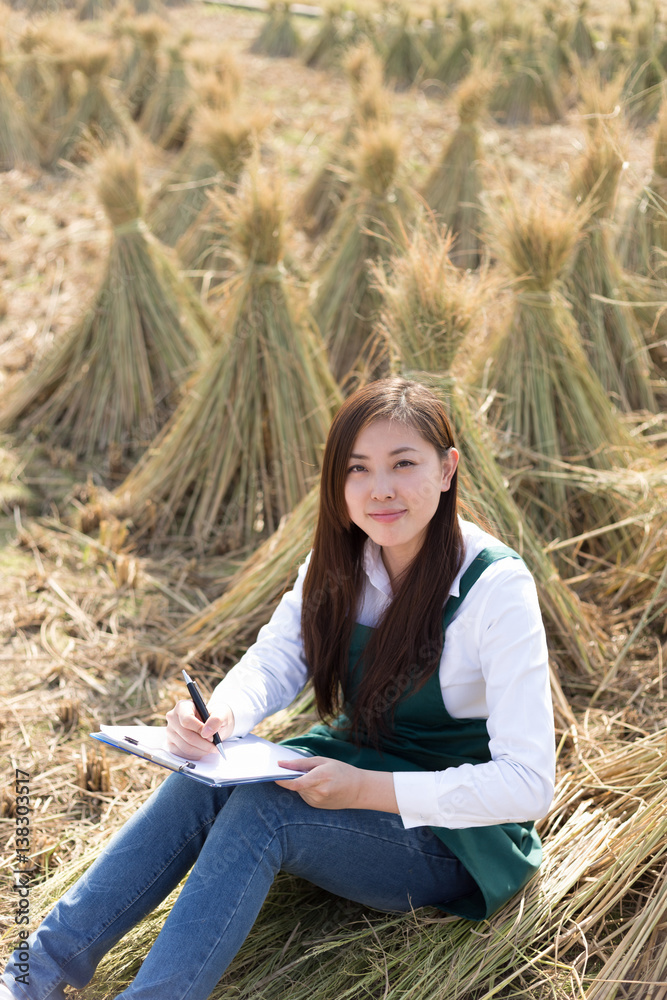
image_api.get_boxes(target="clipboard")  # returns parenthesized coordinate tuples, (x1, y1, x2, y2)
(91, 725, 309, 787)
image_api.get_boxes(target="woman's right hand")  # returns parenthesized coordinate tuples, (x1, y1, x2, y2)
(165, 699, 235, 760)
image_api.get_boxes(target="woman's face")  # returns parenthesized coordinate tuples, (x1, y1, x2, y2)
(344, 418, 458, 583)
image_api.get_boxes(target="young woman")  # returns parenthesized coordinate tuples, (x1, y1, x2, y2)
(2, 378, 555, 1000)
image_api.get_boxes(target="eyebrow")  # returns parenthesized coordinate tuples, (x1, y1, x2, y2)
(349, 447, 419, 459)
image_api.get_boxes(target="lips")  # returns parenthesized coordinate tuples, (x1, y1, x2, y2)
(367, 510, 406, 522)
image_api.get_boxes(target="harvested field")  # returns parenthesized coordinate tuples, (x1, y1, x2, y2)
(1, 0, 667, 997)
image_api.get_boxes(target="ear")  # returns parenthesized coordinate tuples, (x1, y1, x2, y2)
(440, 448, 459, 492)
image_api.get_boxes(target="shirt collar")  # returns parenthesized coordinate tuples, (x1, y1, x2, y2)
(362, 537, 464, 599)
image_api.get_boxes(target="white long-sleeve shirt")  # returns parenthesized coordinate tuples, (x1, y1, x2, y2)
(207, 518, 556, 831)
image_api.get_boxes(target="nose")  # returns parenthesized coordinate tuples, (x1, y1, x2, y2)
(370, 473, 395, 501)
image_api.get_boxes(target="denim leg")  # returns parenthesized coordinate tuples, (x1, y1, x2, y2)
(2, 775, 232, 1000)
(117, 781, 476, 1000)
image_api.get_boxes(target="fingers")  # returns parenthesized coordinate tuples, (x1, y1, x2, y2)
(165, 700, 233, 760)
(276, 757, 322, 772)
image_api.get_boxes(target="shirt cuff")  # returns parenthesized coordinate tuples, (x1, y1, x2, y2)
(393, 771, 440, 829)
(207, 687, 259, 738)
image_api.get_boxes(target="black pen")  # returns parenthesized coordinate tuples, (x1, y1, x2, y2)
(182, 669, 226, 760)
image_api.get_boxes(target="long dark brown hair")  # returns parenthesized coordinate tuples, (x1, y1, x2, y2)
(302, 378, 464, 745)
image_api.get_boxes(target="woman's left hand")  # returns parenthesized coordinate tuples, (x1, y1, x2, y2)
(275, 757, 398, 813)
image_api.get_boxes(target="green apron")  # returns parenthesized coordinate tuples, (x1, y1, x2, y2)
(281, 545, 543, 921)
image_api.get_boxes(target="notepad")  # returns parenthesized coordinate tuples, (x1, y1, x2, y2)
(91, 725, 309, 787)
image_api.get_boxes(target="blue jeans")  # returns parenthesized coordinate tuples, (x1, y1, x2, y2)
(3, 773, 476, 1000)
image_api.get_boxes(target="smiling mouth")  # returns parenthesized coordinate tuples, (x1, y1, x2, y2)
(368, 510, 407, 521)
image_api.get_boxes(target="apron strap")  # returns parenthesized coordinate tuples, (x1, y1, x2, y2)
(442, 543, 521, 630)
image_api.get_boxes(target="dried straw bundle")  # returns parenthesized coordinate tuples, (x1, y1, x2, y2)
(622, 17, 665, 126)
(382, 8, 428, 90)
(176, 114, 259, 293)
(568, 0, 596, 64)
(431, 8, 476, 89)
(138, 41, 192, 147)
(13, 27, 55, 121)
(371, 231, 603, 676)
(295, 76, 389, 239)
(566, 129, 656, 413)
(116, 178, 340, 550)
(0, 33, 40, 170)
(421, 69, 494, 269)
(46, 42, 134, 168)
(123, 15, 166, 120)
(490, 30, 564, 125)
(312, 124, 410, 383)
(302, 2, 348, 70)
(480, 191, 646, 557)
(618, 97, 667, 276)
(0, 149, 212, 463)
(249, 1, 302, 59)
(373, 221, 486, 375)
(148, 108, 253, 247)
(76, 0, 111, 21)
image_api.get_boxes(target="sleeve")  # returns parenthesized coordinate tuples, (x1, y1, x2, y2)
(206, 552, 312, 737)
(392, 559, 556, 829)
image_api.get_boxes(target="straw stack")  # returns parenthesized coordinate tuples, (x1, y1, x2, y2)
(618, 97, 667, 276)
(568, 0, 596, 64)
(123, 15, 166, 121)
(431, 9, 476, 89)
(0, 149, 212, 465)
(371, 224, 604, 677)
(13, 27, 54, 123)
(0, 33, 40, 171)
(302, 2, 347, 70)
(46, 42, 133, 168)
(148, 107, 252, 247)
(296, 68, 389, 240)
(622, 16, 665, 126)
(421, 68, 494, 269)
(372, 221, 484, 375)
(480, 190, 646, 558)
(250, 1, 301, 59)
(176, 113, 258, 292)
(566, 127, 656, 413)
(139, 40, 193, 147)
(382, 7, 428, 90)
(116, 177, 341, 550)
(490, 28, 564, 125)
(312, 123, 410, 384)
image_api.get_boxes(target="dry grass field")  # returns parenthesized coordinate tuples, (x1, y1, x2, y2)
(1, 0, 666, 996)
